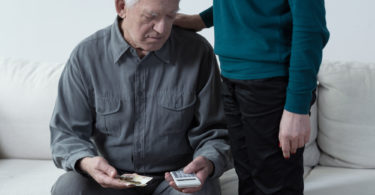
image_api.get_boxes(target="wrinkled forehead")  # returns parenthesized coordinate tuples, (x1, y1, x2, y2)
(130, 0, 180, 13)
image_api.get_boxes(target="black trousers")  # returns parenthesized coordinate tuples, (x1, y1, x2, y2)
(221, 76, 315, 195)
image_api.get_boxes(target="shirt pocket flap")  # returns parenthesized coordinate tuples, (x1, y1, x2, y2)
(95, 97, 121, 115)
(158, 93, 196, 111)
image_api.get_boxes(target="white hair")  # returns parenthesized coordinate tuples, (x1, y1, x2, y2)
(124, 0, 180, 8)
(125, 0, 139, 8)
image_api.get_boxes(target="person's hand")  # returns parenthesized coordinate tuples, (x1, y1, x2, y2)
(165, 156, 214, 193)
(173, 13, 206, 31)
(79, 156, 134, 189)
(279, 109, 311, 159)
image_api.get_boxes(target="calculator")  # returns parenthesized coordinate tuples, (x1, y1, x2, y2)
(170, 170, 202, 188)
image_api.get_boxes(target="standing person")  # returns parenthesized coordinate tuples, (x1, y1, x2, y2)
(174, 1, 329, 195)
(49, 0, 232, 194)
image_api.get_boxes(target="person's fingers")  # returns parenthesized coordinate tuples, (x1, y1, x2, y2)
(298, 136, 306, 148)
(281, 139, 291, 159)
(290, 138, 298, 155)
(94, 171, 114, 188)
(98, 161, 117, 177)
(180, 171, 204, 193)
(195, 169, 206, 181)
(97, 171, 135, 189)
(107, 168, 117, 178)
(165, 172, 183, 192)
(182, 186, 203, 193)
(86, 157, 131, 189)
(165, 171, 202, 194)
(110, 178, 134, 189)
(183, 158, 203, 174)
(164, 172, 173, 182)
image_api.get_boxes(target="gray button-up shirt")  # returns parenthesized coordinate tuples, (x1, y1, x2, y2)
(50, 18, 231, 178)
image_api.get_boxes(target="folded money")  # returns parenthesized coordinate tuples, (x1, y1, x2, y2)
(116, 173, 153, 187)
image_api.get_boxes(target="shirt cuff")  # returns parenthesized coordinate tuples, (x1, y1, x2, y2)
(66, 151, 96, 174)
(194, 151, 229, 179)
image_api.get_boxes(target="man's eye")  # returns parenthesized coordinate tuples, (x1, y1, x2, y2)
(144, 15, 153, 20)
(167, 15, 176, 20)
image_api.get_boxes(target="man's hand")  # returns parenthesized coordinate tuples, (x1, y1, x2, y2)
(279, 109, 311, 159)
(79, 156, 133, 189)
(173, 13, 206, 31)
(165, 156, 214, 193)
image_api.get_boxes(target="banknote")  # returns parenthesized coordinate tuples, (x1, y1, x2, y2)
(116, 173, 153, 187)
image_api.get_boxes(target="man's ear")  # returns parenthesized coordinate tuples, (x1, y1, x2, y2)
(115, 0, 126, 19)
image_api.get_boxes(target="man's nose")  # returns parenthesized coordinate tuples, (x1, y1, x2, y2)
(153, 19, 168, 34)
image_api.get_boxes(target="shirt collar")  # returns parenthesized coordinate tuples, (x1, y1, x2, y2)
(110, 17, 131, 64)
(110, 17, 171, 65)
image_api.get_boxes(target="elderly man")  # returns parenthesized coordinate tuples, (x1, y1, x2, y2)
(49, 0, 231, 194)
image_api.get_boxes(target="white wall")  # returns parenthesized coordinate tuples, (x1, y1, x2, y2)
(0, 0, 115, 63)
(0, 0, 212, 63)
(0, 0, 374, 63)
(324, 0, 375, 63)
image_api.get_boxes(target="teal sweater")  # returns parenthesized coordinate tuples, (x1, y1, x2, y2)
(200, 0, 329, 114)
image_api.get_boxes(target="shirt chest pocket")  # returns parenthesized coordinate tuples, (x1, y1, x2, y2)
(156, 93, 196, 135)
(95, 97, 122, 136)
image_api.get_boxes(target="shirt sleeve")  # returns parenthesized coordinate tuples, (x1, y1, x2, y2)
(285, 0, 330, 114)
(50, 51, 98, 172)
(199, 6, 214, 28)
(188, 42, 232, 179)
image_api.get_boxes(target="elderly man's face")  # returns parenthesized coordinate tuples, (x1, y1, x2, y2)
(118, 0, 179, 55)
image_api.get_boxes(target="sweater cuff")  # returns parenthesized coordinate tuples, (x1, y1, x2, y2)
(284, 91, 312, 114)
(199, 7, 214, 28)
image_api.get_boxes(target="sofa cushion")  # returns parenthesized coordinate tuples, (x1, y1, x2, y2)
(304, 166, 375, 195)
(0, 159, 64, 195)
(0, 57, 64, 159)
(317, 61, 375, 168)
(220, 169, 238, 195)
(220, 167, 313, 195)
(303, 99, 320, 167)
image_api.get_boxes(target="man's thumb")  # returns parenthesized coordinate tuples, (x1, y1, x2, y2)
(183, 158, 202, 174)
(100, 162, 117, 177)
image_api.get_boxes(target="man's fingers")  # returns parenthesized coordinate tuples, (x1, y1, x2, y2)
(164, 172, 173, 182)
(165, 172, 202, 194)
(94, 171, 114, 188)
(85, 157, 132, 189)
(96, 159, 117, 177)
(182, 186, 203, 194)
(165, 172, 178, 188)
(96, 171, 133, 189)
(183, 158, 203, 174)
(104, 166, 117, 177)
(165, 172, 183, 192)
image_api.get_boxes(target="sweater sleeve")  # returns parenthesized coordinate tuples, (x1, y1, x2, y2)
(199, 6, 214, 28)
(285, 0, 330, 114)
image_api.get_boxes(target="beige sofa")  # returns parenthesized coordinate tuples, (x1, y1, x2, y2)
(1, 57, 375, 195)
